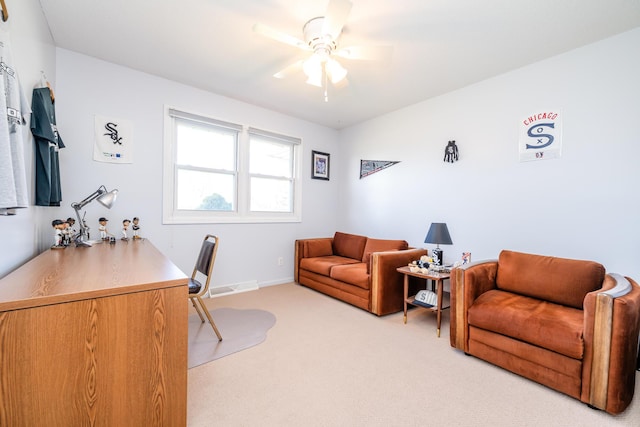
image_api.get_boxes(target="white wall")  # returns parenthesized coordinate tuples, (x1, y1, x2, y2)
(3, 10, 638, 286)
(0, 0, 56, 277)
(47, 49, 340, 287)
(338, 28, 640, 279)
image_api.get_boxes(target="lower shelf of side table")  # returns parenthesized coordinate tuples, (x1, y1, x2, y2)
(398, 266, 451, 337)
(403, 293, 451, 337)
(405, 296, 438, 311)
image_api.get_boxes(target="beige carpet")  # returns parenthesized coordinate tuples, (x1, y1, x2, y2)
(187, 283, 640, 426)
(188, 307, 276, 369)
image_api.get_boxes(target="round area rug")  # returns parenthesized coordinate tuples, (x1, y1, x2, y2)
(188, 307, 276, 368)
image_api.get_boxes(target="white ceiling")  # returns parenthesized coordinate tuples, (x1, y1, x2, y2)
(39, 0, 640, 129)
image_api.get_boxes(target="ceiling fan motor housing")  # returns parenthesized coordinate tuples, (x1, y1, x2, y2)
(303, 17, 338, 58)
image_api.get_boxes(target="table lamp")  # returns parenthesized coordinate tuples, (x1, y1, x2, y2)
(71, 185, 118, 247)
(424, 222, 453, 265)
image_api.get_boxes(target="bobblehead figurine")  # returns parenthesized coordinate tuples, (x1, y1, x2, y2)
(99, 217, 110, 240)
(51, 219, 65, 249)
(61, 220, 71, 246)
(66, 217, 77, 240)
(121, 219, 131, 240)
(132, 217, 141, 239)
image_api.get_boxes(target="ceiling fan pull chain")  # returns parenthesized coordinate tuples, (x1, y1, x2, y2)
(324, 67, 329, 102)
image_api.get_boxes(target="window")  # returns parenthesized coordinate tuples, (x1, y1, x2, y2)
(248, 128, 296, 213)
(164, 108, 301, 223)
(175, 116, 238, 211)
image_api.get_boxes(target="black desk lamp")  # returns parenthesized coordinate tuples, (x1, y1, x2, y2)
(424, 222, 453, 265)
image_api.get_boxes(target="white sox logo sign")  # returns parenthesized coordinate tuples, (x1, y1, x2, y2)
(519, 110, 562, 162)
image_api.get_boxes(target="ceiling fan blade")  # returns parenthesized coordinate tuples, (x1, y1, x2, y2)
(253, 23, 309, 50)
(322, 0, 352, 40)
(273, 60, 304, 79)
(335, 45, 394, 62)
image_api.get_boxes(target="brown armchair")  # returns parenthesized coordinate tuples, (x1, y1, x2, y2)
(450, 250, 640, 414)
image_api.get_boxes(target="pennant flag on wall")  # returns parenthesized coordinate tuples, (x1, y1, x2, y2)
(360, 160, 400, 179)
(93, 115, 134, 164)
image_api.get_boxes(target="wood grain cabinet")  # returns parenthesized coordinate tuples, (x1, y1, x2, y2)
(0, 240, 188, 426)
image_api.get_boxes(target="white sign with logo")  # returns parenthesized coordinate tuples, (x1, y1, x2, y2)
(519, 110, 562, 162)
(93, 115, 133, 164)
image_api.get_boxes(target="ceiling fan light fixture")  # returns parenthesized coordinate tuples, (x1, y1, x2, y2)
(303, 54, 323, 87)
(326, 58, 347, 84)
(303, 54, 319, 74)
(256, 0, 389, 100)
(306, 73, 323, 88)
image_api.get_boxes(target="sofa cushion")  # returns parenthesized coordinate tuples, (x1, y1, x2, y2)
(468, 289, 585, 359)
(361, 238, 409, 263)
(300, 256, 360, 276)
(330, 263, 369, 290)
(304, 239, 333, 258)
(495, 250, 605, 309)
(333, 232, 368, 260)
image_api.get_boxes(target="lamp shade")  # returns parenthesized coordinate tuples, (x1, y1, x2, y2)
(97, 189, 118, 209)
(424, 222, 453, 245)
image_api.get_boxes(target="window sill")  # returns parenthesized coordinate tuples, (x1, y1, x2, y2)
(162, 212, 301, 224)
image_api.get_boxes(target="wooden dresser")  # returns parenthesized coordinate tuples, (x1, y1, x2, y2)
(0, 239, 188, 426)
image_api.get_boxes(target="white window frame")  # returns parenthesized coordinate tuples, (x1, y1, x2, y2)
(247, 127, 298, 213)
(163, 106, 302, 224)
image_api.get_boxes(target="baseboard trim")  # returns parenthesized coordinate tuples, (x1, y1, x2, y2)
(259, 277, 294, 288)
(208, 277, 294, 298)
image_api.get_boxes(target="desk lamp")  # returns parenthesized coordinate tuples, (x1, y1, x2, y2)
(71, 185, 118, 247)
(424, 222, 453, 266)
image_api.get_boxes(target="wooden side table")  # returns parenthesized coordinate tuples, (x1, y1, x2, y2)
(397, 266, 450, 337)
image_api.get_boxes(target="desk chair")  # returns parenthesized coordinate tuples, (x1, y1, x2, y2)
(189, 234, 222, 341)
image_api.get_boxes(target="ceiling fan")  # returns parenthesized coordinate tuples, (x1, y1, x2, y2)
(253, 0, 392, 101)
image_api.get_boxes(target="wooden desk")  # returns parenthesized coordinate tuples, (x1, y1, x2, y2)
(397, 266, 450, 337)
(0, 239, 188, 426)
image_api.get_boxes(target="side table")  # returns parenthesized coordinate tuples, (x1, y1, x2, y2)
(397, 266, 450, 337)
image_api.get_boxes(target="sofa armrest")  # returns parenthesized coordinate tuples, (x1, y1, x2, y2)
(450, 259, 498, 352)
(370, 248, 428, 316)
(583, 273, 640, 414)
(294, 238, 334, 282)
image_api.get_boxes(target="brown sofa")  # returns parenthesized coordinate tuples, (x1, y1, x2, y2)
(294, 232, 427, 315)
(450, 250, 640, 414)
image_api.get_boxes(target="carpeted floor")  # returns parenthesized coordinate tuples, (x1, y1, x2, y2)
(188, 307, 276, 368)
(187, 283, 640, 426)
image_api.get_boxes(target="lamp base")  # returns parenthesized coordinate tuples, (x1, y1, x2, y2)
(432, 248, 443, 266)
(74, 234, 93, 247)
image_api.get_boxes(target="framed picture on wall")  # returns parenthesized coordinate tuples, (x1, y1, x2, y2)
(312, 150, 330, 180)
